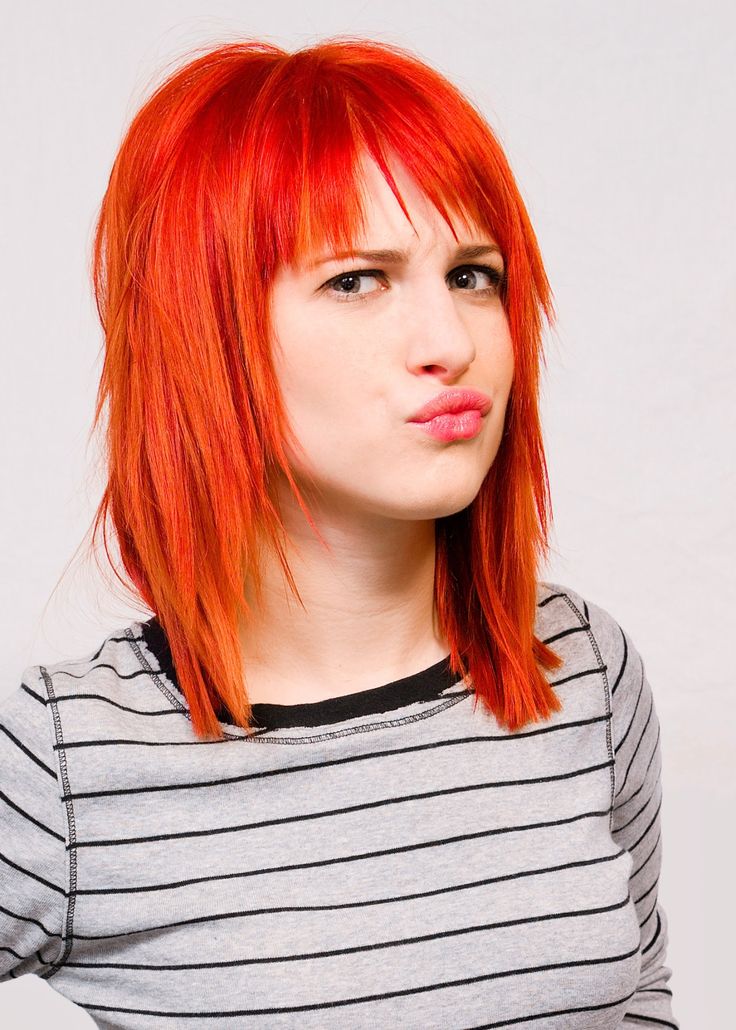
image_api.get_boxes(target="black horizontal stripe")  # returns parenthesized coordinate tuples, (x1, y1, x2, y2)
(69, 810, 613, 911)
(72, 848, 624, 908)
(41, 692, 182, 716)
(634, 876, 659, 911)
(47, 663, 164, 684)
(615, 740, 660, 810)
(54, 702, 609, 751)
(62, 893, 632, 970)
(0, 789, 65, 842)
(60, 713, 612, 800)
(544, 623, 591, 644)
(0, 850, 65, 894)
(616, 672, 645, 755)
(621, 1012, 679, 1028)
(70, 949, 642, 1019)
(72, 804, 611, 856)
(0, 903, 61, 940)
(610, 627, 629, 696)
(616, 779, 659, 833)
(0, 945, 25, 960)
(53, 733, 243, 749)
(617, 713, 657, 800)
(548, 664, 607, 686)
(71, 857, 627, 942)
(20, 681, 47, 706)
(620, 687, 653, 764)
(84, 635, 133, 663)
(0, 722, 57, 779)
(628, 796, 663, 856)
(642, 911, 663, 956)
(70, 762, 614, 848)
(632, 830, 662, 881)
(638, 896, 659, 931)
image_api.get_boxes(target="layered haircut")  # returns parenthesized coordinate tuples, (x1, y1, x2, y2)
(89, 35, 564, 740)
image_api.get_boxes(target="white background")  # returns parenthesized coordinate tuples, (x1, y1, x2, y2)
(1, 1, 734, 1026)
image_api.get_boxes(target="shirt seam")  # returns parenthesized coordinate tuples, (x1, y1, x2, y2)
(36, 665, 79, 980)
(553, 591, 616, 832)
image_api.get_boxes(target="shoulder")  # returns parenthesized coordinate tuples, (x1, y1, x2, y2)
(537, 578, 643, 669)
(536, 580, 654, 761)
(0, 663, 58, 780)
(4, 618, 182, 744)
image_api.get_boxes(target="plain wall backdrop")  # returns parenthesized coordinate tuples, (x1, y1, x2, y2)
(1, 1, 734, 1026)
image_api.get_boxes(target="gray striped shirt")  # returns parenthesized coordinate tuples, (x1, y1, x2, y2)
(0, 580, 678, 1027)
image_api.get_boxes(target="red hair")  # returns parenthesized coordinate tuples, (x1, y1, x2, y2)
(88, 35, 564, 740)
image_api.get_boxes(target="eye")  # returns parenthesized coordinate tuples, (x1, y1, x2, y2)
(449, 265, 506, 296)
(320, 264, 506, 305)
(323, 270, 385, 303)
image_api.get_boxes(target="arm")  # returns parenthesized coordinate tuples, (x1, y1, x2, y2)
(587, 600, 679, 1028)
(0, 666, 68, 982)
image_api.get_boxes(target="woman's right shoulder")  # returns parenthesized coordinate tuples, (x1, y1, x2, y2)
(0, 663, 58, 780)
(0, 616, 180, 749)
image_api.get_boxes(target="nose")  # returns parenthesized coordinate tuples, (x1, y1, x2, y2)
(404, 282, 478, 377)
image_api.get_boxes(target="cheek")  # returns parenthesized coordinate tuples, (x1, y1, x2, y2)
(478, 317, 515, 395)
(274, 340, 373, 441)
(270, 314, 328, 402)
(275, 323, 377, 411)
(495, 323, 515, 388)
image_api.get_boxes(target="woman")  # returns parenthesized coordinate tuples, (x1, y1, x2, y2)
(0, 36, 679, 1027)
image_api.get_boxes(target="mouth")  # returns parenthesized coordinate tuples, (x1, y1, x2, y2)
(409, 409, 485, 441)
(407, 388, 492, 424)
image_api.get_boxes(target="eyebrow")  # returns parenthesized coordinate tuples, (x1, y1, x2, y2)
(306, 243, 504, 270)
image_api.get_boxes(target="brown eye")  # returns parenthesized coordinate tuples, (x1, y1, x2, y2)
(323, 270, 386, 304)
(450, 265, 506, 294)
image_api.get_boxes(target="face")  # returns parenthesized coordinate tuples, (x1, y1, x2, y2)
(267, 153, 515, 524)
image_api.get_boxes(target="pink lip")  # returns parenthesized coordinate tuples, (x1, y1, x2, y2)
(411, 410, 484, 441)
(407, 388, 492, 423)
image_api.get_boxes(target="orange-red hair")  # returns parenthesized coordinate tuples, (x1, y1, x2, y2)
(88, 35, 564, 740)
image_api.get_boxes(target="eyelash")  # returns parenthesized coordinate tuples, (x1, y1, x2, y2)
(321, 264, 507, 304)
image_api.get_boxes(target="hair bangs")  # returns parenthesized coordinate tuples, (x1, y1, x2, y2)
(237, 47, 511, 284)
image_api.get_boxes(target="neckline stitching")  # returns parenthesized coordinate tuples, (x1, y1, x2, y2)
(125, 623, 473, 743)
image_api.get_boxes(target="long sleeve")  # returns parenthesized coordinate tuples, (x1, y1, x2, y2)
(587, 600, 679, 1028)
(0, 665, 68, 982)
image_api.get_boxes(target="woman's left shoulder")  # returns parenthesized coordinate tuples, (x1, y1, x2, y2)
(536, 579, 650, 716)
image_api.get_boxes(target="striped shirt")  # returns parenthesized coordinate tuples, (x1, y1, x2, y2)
(0, 580, 679, 1028)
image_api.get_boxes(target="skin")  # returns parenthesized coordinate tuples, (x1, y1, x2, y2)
(237, 153, 515, 705)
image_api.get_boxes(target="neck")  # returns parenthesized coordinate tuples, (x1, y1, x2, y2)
(238, 494, 448, 706)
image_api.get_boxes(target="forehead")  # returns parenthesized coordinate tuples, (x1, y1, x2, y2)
(357, 153, 482, 240)
(293, 153, 491, 272)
